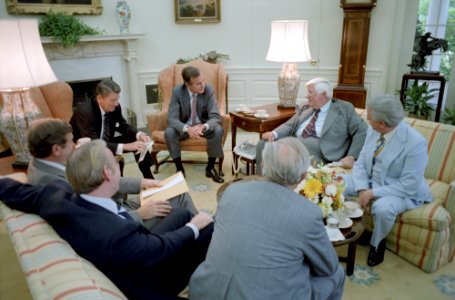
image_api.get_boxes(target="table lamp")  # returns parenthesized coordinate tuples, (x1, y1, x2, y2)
(0, 19, 57, 168)
(266, 20, 312, 108)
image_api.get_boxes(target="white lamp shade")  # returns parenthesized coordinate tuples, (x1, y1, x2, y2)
(0, 19, 57, 90)
(266, 20, 312, 63)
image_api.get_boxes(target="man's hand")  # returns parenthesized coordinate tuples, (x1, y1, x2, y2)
(136, 199, 171, 220)
(339, 156, 355, 169)
(190, 211, 214, 230)
(137, 133, 151, 143)
(262, 132, 275, 141)
(141, 179, 162, 189)
(188, 125, 205, 138)
(358, 189, 375, 214)
(123, 141, 147, 152)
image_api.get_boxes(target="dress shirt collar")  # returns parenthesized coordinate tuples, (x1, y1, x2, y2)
(80, 194, 123, 214)
(36, 158, 66, 171)
(99, 105, 107, 117)
(187, 90, 197, 99)
(382, 126, 398, 143)
(319, 100, 331, 114)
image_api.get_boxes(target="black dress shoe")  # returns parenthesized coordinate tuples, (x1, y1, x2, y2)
(357, 230, 372, 246)
(367, 239, 386, 266)
(206, 168, 224, 183)
(218, 170, 225, 177)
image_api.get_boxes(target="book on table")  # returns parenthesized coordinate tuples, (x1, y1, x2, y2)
(140, 171, 188, 202)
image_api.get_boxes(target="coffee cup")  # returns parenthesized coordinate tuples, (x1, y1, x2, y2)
(76, 137, 91, 148)
(237, 104, 248, 112)
(326, 217, 339, 229)
(344, 201, 360, 215)
(256, 109, 267, 116)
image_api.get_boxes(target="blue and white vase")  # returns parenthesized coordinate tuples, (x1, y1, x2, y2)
(115, 0, 131, 34)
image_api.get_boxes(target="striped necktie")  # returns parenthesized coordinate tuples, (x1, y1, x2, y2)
(373, 134, 385, 164)
(301, 109, 320, 138)
(191, 93, 198, 125)
(102, 113, 110, 141)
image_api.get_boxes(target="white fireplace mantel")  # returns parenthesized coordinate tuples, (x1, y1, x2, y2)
(42, 33, 146, 125)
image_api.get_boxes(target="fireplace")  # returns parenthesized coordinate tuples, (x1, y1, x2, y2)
(68, 78, 107, 108)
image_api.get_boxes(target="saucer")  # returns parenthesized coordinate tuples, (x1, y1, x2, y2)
(254, 113, 269, 119)
(347, 208, 363, 219)
(236, 107, 249, 112)
(338, 218, 353, 229)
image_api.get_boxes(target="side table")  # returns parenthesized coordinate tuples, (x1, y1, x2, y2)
(0, 155, 27, 175)
(229, 103, 295, 175)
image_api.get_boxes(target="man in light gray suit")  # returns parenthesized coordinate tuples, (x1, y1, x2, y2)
(26, 118, 198, 230)
(343, 94, 432, 266)
(165, 66, 224, 183)
(256, 77, 367, 173)
(190, 137, 345, 300)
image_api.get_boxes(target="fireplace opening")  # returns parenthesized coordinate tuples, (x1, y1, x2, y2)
(68, 77, 110, 109)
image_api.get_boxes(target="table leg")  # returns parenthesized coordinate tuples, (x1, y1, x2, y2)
(231, 122, 237, 175)
(346, 241, 357, 276)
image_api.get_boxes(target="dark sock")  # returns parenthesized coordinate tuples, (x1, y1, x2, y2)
(207, 157, 216, 170)
(174, 157, 184, 172)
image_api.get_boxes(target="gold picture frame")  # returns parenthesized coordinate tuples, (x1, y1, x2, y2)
(174, 0, 220, 24)
(6, 0, 103, 15)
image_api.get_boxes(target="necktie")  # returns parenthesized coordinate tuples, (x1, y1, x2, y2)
(102, 113, 110, 141)
(301, 109, 320, 138)
(373, 134, 385, 165)
(117, 203, 133, 220)
(191, 94, 198, 125)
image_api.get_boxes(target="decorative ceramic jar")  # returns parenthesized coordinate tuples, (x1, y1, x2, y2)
(115, 0, 131, 34)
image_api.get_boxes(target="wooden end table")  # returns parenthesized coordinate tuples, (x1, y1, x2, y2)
(229, 103, 295, 175)
(0, 155, 27, 175)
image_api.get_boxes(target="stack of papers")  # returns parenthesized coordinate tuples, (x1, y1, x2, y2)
(325, 227, 345, 242)
(140, 172, 188, 202)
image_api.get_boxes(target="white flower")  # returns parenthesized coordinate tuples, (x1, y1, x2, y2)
(307, 166, 317, 174)
(321, 196, 333, 206)
(321, 165, 332, 173)
(311, 194, 320, 204)
(325, 184, 337, 196)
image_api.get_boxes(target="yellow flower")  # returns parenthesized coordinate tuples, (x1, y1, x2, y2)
(303, 178, 323, 199)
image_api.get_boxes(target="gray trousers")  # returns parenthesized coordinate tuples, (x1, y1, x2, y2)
(165, 125, 224, 159)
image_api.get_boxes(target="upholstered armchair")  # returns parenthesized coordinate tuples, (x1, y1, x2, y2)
(0, 81, 73, 153)
(146, 60, 229, 173)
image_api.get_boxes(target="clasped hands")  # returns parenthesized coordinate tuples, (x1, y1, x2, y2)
(357, 189, 375, 214)
(187, 124, 206, 138)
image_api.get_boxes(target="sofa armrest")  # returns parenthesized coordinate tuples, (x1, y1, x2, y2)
(445, 180, 455, 260)
(147, 111, 168, 134)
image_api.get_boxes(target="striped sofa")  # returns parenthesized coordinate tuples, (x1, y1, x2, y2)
(355, 109, 455, 273)
(0, 173, 127, 300)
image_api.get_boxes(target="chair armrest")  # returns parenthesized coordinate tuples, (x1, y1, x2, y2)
(147, 111, 168, 134)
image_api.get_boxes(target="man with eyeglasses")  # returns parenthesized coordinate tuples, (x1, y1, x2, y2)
(165, 66, 225, 183)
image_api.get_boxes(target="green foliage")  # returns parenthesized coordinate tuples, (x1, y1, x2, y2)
(39, 11, 103, 47)
(442, 105, 455, 125)
(403, 80, 437, 118)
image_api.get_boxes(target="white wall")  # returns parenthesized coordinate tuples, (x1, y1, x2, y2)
(0, 0, 418, 126)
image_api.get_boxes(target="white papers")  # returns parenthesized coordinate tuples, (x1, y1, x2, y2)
(141, 172, 184, 199)
(137, 141, 154, 163)
(327, 161, 343, 167)
(325, 226, 345, 242)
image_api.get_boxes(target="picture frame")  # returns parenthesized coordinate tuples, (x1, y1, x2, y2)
(174, 0, 220, 24)
(6, 0, 103, 15)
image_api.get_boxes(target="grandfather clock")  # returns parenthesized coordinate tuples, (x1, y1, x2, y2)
(333, 0, 376, 108)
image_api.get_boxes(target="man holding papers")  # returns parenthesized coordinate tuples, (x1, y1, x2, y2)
(26, 118, 198, 231)
(0, 140, 214, 300)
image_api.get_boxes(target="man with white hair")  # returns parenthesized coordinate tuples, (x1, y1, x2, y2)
(343, 94, 432, 266)
(190, 137, 345, 300)
(256, 77, 367, 172)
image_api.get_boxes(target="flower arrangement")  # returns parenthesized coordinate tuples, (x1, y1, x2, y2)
(295, 165, 346, 217)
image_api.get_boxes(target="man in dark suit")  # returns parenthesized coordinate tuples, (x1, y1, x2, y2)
(165, 66, 224, 183)
(26, 118, 198, 230)
(70, 79, 155, 179)
(256, 77, 367, 173)
(0, 140, 214, 300)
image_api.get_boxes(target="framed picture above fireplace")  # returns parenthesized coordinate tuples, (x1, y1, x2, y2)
(174, 0, 220, 24)
(6, 0, 103, 15)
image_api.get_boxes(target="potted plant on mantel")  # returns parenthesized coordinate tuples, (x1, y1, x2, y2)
(39, 11, 104, 47)
(402, 80, 437, 120)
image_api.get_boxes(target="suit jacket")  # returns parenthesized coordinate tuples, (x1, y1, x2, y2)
(189, 180, 344, 300)
(0, 179, 198, 300)
(70, 98, 138, 154)
(274, 99, 367, 161)
(350, 121, 432, 203)
(167, 84, 221, 133)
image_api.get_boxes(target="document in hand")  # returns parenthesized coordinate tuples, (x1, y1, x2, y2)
(140, 171, 189, 202)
